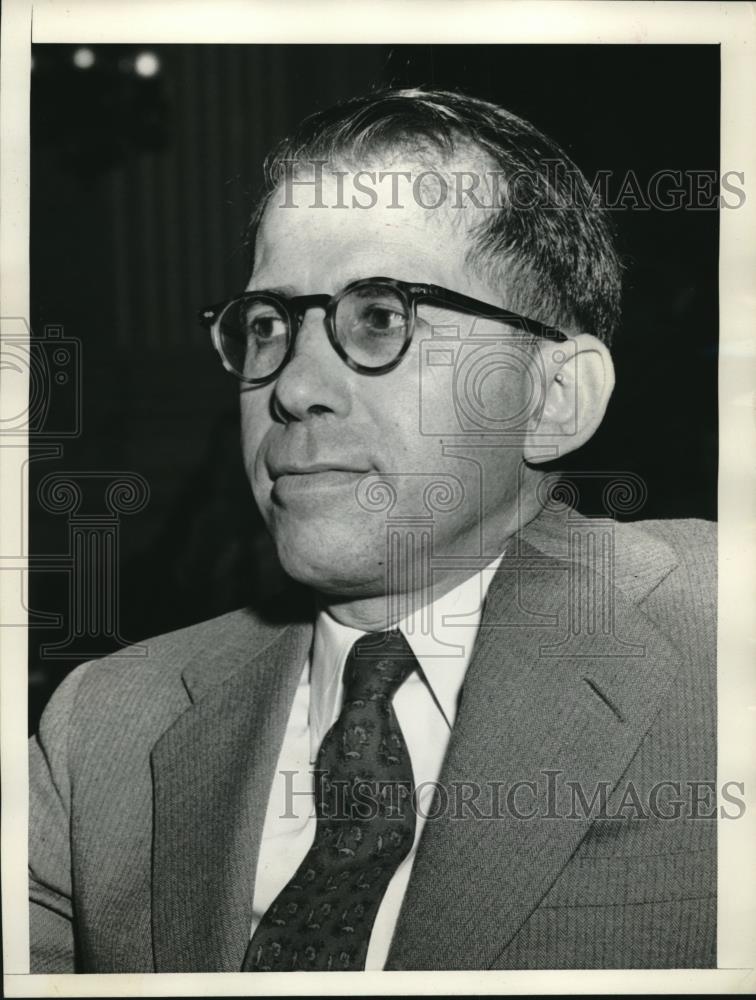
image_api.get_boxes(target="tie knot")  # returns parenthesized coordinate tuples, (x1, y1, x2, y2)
(342, 629, 417, 702)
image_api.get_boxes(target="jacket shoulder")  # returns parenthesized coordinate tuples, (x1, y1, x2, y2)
(538, 510, 717, 659)
(617, 516, 716, 599)
(619, 517, 717, 671)
(620, 516, 716, 559)
(35, 605, 292, 754)
(526, 506, 716, 606)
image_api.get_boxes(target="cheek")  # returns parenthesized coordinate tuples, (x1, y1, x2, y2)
(240, 393, 273, 479)
(370, 357, 533, 473)
(365, 366, 423, 456)
(485, 367, 540, 434)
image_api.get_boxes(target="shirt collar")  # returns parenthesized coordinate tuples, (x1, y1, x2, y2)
(308, 550, 506, 762)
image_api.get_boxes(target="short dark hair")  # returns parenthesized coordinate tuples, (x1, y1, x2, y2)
(244, 87, 622, 345)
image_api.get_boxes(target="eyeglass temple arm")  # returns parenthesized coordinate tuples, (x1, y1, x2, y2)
(199, 286, 570, 342)
(198, 302, 228, 328)
(414, 284, 569, 342)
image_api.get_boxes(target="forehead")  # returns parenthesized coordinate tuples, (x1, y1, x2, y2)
(249, 161, 492, 296)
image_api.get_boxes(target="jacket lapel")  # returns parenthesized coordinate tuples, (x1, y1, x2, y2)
(386, 534, 683, 970)
(150, 618, 312, 972)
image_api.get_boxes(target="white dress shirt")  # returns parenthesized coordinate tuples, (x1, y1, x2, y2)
(249, 553, 505, 969)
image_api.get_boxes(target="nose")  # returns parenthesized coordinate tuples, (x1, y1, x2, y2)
(272, 308, 351, 422)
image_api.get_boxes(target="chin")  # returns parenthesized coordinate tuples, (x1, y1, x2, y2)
(274, 528, 382, 597)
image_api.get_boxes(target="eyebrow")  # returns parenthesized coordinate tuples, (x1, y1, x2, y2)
(246, 283, 299, 297)
(246, 276, 390, 298)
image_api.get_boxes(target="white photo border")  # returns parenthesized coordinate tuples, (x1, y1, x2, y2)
(2, 0, 754, 994)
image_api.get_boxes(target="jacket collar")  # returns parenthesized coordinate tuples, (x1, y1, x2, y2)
(151, 617, 312, 971)
(385, 520, 683, 969)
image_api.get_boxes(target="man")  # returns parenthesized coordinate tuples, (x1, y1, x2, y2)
(29, 88, 716, 972)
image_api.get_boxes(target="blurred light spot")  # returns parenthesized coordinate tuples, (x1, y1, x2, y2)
(73, 47, 96, 70)
(134, 52, 160, 77)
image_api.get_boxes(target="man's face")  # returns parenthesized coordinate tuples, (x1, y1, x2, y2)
(241, 164, 543, 600)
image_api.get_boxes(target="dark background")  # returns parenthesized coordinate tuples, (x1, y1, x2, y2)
(29, 44, 719, 731)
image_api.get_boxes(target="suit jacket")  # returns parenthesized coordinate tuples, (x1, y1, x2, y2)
(29, 506, 717, 972)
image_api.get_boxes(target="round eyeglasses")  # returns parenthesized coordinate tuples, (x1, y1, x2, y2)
(199, 276, 568, 385)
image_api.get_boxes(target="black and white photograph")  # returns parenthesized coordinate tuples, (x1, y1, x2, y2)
(2, 0, 755, 993)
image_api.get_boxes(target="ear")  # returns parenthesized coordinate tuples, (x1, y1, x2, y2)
(524, 333, 615, 464)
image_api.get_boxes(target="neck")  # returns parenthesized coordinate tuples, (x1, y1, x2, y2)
(324, 489, 545, 631)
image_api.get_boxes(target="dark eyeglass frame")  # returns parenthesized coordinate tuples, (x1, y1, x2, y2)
(198, 276, 568, 385)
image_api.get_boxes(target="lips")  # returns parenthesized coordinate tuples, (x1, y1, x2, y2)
(270, 466, 372, 504)
(266, 443, 376, 478)
(266, 451, 374, 506)
(269, 461, 371, 479)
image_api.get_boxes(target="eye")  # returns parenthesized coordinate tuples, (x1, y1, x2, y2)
(360, 304, 407, 334)
(241, 302, 289, 346)
(249, 315, 288, 343)
(333, 284, 410, 366)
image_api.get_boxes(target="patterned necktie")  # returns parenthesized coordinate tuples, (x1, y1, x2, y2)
(242, 628, 418, 972)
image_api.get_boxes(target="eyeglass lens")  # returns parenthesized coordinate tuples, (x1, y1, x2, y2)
(332, 282, 409, 368)
(217, 295, 290, 381)
(216, 282, 411, 380)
